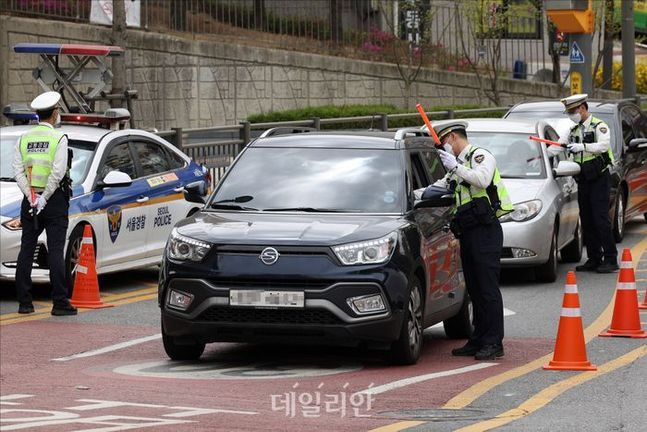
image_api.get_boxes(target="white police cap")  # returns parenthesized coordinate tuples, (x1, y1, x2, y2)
(433, 120, 468, 141)
(560, 93, 588, 112)
(30, 91, 61, 112)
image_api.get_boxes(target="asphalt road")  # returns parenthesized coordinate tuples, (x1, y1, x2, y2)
(0, 217, 645, 432)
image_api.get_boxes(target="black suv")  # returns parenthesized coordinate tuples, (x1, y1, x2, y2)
(159, 128, 472, 365)
(505, 100, 647, 240)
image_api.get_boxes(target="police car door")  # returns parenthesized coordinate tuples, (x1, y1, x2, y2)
(130, 140, 188, 258)
(94, 140, 148, 267)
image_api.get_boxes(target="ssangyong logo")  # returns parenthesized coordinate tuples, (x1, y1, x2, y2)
(259, 247, 280, 265)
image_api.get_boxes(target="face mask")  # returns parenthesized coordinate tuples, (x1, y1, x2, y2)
(443, 143, 453, 155)
(568, 112, 581, 123)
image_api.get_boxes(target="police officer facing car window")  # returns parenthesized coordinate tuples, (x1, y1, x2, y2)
(434, 121, 513, 361)
(12, 91, 77, 316)
(555, 94, 618, 274)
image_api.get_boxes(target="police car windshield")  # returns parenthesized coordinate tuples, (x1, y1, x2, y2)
(468, 133, 546, 179)
(210, 147, 403, 213)
(0, 136, 94, 185)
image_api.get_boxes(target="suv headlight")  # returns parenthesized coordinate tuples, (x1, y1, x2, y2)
(500, 200, 542, 223)
(167, 228, 211, 261)
(2, 217, 21, 231)
(333, 232, 397, 265)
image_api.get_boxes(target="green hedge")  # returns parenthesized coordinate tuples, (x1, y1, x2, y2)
(247, 104, 504, 129)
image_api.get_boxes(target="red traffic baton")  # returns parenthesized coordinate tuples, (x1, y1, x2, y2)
(529, 135, 566, 148)
(28, 168, 38, 230)
(416, 103, 441, 145)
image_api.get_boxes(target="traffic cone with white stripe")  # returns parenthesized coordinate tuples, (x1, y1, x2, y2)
(70, 225, 113, 309)
(599, 249, 646, 338)
(544, 271, 596, 371)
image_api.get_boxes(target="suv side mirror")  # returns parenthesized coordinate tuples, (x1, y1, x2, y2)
(553, 160, 581, 178)
(627, 138, 647, 153)
(183, 181, 206, 204)
(97, 170, 133, 188)
(414, 185, 454, 209)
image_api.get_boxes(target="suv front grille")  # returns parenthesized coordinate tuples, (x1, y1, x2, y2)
(209, 278, 332, 290)
(198, 307, 343, 325)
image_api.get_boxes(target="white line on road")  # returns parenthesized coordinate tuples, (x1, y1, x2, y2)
(430, 308, 516, 330)
(52, 334, 162, 362)
(355, 363, 497, 396)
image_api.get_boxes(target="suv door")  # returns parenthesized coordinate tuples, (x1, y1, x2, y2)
(620, 105, 647, 219)
(409, 149, 459, 320)
(94, 140, 148, 267)
(131, 139, 191, 258)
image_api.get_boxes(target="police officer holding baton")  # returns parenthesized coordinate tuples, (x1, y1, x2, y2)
(433, 121, 513, 360)
(554, 94, 618, 274)
(12, 91, 77, 315)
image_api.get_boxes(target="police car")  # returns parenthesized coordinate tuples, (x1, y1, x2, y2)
(0, 109, 210, 286)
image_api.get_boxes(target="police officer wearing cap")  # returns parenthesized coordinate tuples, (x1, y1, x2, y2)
(556, 94, 618, 273)
(12, 91, 77, 316)
(434, 121, 513, 360)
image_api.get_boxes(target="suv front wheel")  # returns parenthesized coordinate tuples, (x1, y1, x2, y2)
(390, 277, 423, 365)
(162, 322, 205, 361)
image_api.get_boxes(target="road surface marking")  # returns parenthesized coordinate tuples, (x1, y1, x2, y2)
(430, 308, 515, 330)
(442, 234, 647, 410)
(52, 334, 162, 362)
(357, 363, 497, 396)
(369, 421, 426, 431)
(0, 395, 34, 406)
(454, 345, 647, 432)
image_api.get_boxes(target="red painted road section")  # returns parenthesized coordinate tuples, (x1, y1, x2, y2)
(0, 321, 553, 431)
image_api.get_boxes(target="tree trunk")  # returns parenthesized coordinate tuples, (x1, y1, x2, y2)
(110, 0, 127, 109)
(602, 0, 614, 90)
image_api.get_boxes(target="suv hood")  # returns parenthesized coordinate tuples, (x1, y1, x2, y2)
(175, 211, 406, 246)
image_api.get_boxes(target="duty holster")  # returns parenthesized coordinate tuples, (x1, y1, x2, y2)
(58, 148, 73, 200)
(450, 197, 495, 239)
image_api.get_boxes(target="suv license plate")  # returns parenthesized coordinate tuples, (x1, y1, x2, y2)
(229, 290, 305, 308)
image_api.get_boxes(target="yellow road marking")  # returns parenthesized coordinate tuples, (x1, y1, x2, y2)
(442, 235, 647, 410)
(368, 421, 426, 432)
(0, 286, 157, 326)
(454, 346, 647, 432)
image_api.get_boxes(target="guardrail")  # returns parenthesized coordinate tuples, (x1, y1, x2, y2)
(156, 106, 511, 182)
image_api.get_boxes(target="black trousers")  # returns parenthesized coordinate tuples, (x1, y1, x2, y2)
(15, 189, 69, 307)
(459, 220, 504, 347)
(577, 172, 617, 263)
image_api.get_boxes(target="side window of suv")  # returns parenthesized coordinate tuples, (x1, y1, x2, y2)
(544, 126, 564, 167)
(132, 141, 171, 177)
(421, 150, 447, 183)
(100, 142, 136, 180)
(409, 152, 430, 191)
(624, 106, 647, 139)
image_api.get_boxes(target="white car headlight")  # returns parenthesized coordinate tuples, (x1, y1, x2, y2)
(333, 232, 397, 266)
(500, 200, 542, 223)
(2, 217, 21, 231)
(167, 228, 211, 261)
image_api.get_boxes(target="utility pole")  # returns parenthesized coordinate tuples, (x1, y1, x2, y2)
(111, 0, 127, 108)
(621, 0, 636, 98)
(601, 0, 613, 90)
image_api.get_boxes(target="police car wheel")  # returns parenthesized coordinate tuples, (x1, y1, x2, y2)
(390, 277, 423, 365)
(65, 225, 90, 294)
(443, 293, 473, 339)
(162, 329, 205, 361)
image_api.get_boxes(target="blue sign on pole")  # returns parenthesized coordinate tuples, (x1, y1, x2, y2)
(570, 41, 585, 64)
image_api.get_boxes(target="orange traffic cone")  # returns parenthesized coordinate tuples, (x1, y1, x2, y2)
(639, 285, 647, 310)
(544, 271, 596, 371)
(599, 249, 646, 338)
(70, 225, 113, 309)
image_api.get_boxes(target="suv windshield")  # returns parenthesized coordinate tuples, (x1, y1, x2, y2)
(209, 147, 403, 213)
(0, 136, 95, 185)
(468, 132, 546, 179)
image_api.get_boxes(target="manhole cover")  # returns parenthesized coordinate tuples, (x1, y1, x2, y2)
(114, 359, 362, 380)
(377, 408, 486, 422)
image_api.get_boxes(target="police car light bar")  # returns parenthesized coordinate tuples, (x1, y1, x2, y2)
(60, 109, 131, 128)
(2, 104, 39, 123)
(13, 43, 124, 57)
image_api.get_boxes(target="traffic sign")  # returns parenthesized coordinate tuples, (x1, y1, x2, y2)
(571, 71, 582, 95)
(570, 41, 585, 64)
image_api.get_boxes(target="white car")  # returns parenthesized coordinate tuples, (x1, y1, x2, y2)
(0, 118, 209, 286)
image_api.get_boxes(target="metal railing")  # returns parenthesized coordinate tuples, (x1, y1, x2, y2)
(2, 0, 549, 78)
(156, 105, 511, 183)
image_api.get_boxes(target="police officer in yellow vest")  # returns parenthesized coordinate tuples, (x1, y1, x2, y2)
(12, 91, 77, 315)
(557, 94, 618, 273)
(434, 121, 513, 360)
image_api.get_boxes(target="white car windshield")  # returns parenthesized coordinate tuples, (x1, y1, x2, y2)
(0, 136, 95, 185)
(468, 132, 547, 179)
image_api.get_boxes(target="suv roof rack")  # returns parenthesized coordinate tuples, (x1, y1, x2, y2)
(258, 127, 318, 138)
(394, 127, 430, 140)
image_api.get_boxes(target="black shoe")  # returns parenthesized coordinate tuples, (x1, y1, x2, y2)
(18, 303, 35, 314)
(596, 262, 619, 273)
(451, 342, 481, 356)
(575, 259, 601, 272)
(51, 303, 78, 316)
(474, 344, 504, 360)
